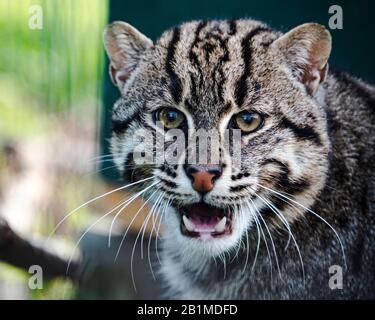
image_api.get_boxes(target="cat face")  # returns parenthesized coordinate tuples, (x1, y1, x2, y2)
(104, 19, 331, 257)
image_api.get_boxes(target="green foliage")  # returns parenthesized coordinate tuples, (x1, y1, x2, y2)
(0, 0, 108, 138)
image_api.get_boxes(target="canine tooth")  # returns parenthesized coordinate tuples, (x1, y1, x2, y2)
(183, 215, 195, 232)
(215, 217, 226, 233)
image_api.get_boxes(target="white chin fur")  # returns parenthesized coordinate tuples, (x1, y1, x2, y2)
(163, 206, 252, 258)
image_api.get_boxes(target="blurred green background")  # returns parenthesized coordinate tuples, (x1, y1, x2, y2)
(0, 0, 108, 299)
(0, 0, 373, 300)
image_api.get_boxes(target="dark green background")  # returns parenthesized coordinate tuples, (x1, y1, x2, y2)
(101, 0, 375, 181)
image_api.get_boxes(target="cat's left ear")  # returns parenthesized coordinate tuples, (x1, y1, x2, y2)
(103, 21, 153, 90)
(272, 23, 331, 96)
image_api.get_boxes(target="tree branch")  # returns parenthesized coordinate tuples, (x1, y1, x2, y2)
(0, 217, 81, 282)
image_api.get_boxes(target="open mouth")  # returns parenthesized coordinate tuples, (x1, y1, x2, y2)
(179, 202, 233, 239)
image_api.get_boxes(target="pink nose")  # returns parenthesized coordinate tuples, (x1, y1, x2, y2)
(185, 165, 223, 194)
(190, 171, 216, 193)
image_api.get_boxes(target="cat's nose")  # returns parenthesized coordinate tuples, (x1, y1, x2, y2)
(185, 165, 222, 194)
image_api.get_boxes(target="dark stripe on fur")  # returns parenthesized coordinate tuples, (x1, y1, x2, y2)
(188, 72, 197, 105)
(123, 153, 135, 182)
(164, 165, 177, 178)
(259, 194, 288, 217)
(218, 37, 230, 103)
(160, 178, 177, 189)
(230, 184, 251, 192)
(190, 21, 208, 61)
(112, 112, 141, 135)
(189, 21, 208, 100)
(166, 27, 183, 103)
(228, 19, 237, 35)
(235, 26, 270, 106)
(262, 158, 310, 195)
(280, 117, 322, 145)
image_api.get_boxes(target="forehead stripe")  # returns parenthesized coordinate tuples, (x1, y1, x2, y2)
(165, 27, 183, 104)
(189, 21, 208, 92)
(235, 26, 270, 106)
(228, 19, 237, 35)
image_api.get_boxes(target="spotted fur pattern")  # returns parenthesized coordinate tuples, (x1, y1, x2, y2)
(103, 19, 375, 299)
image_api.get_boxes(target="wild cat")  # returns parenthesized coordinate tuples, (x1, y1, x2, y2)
(103, 19, 375, 299)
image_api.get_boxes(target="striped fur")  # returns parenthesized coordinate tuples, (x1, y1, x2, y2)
(103, 19, 375, 299)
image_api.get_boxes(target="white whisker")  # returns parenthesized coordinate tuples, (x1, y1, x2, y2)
(255, 192, 305, 282)
(108, 180, 159, 247)
(247, 200, 273, 282)
(253, 192, 292, 250)
(251, 210, 261, 273)
(114, 188, 159, 261)
(256, 206, 282, 280)
(145, 192, 166, 280)
(65, 195, 134, 274)
(256, 183, 347, 268)
(141, 191, 163, 259)
(47, 176, 154, 242)
(238, 202, 250, 273)
(154, 196, 171, 265)
(129, 191, 163, 292)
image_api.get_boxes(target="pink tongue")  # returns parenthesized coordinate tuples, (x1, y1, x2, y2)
(184, 203, 225, 238)
(189, 214, 218, 231)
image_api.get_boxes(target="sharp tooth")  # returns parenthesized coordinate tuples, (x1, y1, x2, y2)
(215, 217, 227, 233)
(183, 215, 195, 232)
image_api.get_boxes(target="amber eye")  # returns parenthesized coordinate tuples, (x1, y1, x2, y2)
(156, 108, 185, 129)
(233, 111, 263, 133)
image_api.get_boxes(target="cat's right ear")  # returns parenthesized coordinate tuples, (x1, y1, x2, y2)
(103, 21, 153, 90)
(272, 23, 331, 96)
